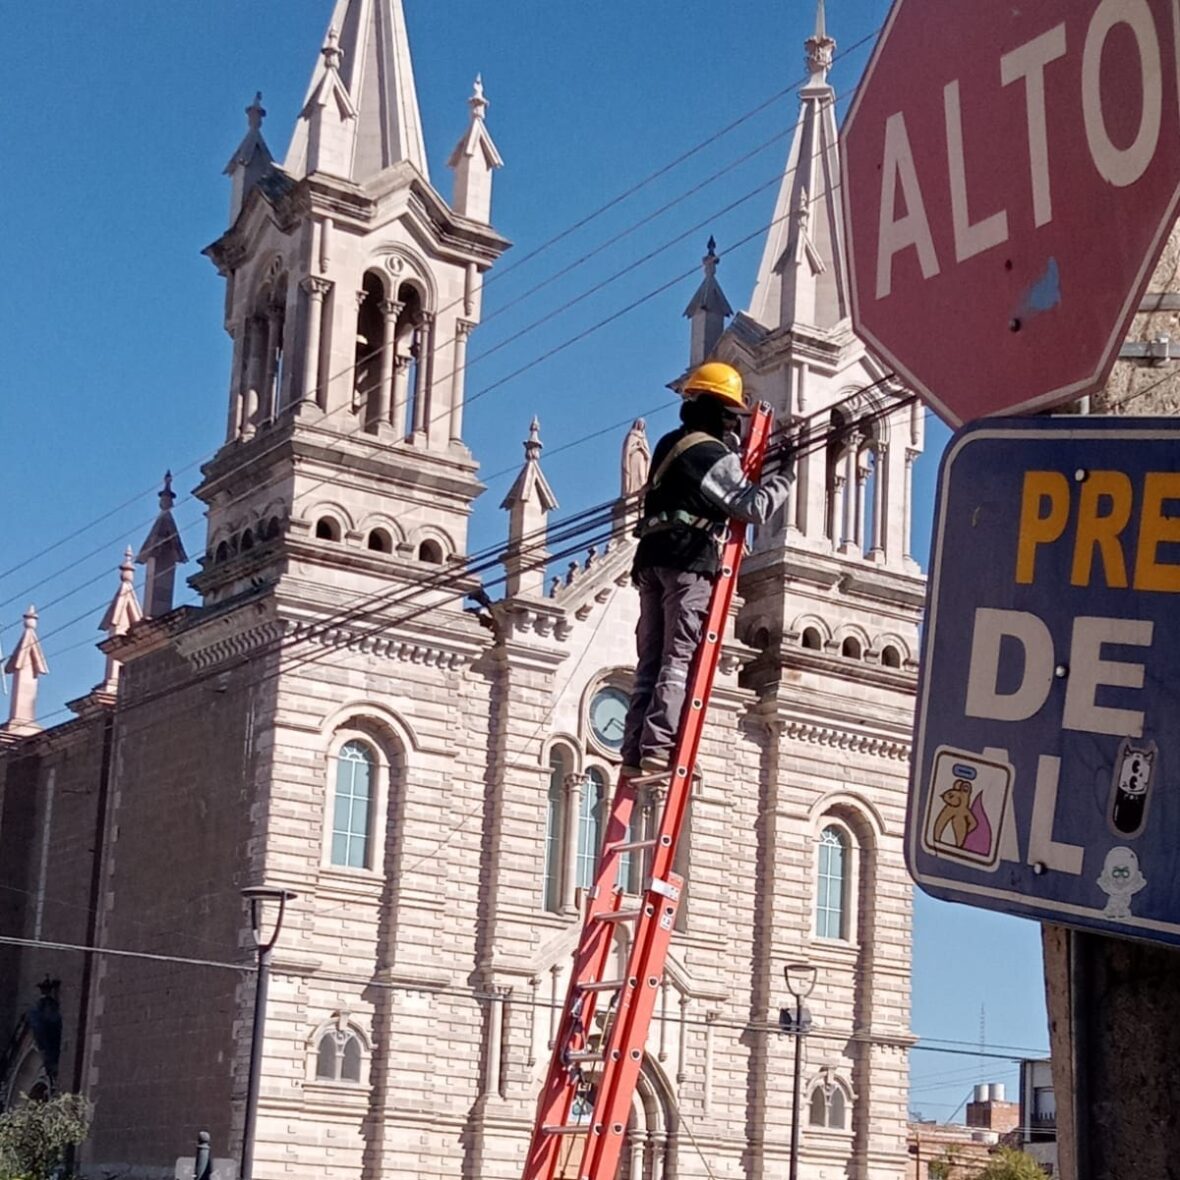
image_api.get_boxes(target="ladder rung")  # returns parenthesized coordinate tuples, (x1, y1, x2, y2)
(608, 838, 658, 853)
(594, 907, 643, 923)
(565, 1049, 604, 1063)
(577, 977, 625, 992)
(543, 1123, 592, 1135)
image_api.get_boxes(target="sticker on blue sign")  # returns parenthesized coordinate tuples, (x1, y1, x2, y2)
(921, 748, 1013, 872)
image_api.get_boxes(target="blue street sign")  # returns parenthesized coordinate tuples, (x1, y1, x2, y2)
(909, 416, 1180, 945)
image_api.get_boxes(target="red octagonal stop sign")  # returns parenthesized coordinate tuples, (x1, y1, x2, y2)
(842, 0, 1180, 425)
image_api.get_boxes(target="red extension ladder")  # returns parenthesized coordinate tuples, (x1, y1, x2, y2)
(521, 403, 773, 1180)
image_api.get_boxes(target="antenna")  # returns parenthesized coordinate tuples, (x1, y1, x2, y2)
(978, 1003, 987, 1085)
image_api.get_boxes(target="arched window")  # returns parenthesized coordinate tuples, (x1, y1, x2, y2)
(264, 516, 281, 541)
(331, 741, 375, 868)
(215, 541, 230, 563)
(315, 517, 341, 542)
(418, 538, 444, 564)
(808, 1080, 851, 1128)
(881, 644, 902, 669)
(841, 636, 862, 659)
(240, 528, 254, 551)
(577, 768, 607, 891)
(816, 825, 850, 939)
(367, 528, 392, 554)
(314, 1027, 365, 1084)
(809, 1086, 827, 1126)
(543, 746, 571, 912)
(355, 271, 387, 432)
(801, 626, 823, 651)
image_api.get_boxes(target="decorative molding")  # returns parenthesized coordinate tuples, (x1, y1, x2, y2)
(176, 618, 291, 671)
(782, 719, 910, 760)
(291, 620, 477, 672)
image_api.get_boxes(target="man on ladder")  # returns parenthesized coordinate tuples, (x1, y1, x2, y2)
(621, 361, 794, 779)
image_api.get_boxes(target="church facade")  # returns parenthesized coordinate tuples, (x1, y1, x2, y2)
(0, 4, 924, 1178)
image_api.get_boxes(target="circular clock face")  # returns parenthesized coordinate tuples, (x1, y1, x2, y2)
(588, 685, 629, 752)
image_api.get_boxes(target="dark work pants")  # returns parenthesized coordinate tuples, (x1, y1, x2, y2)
(621, 566, 714, 766)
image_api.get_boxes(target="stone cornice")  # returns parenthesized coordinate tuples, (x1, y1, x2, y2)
(174, 615, 290, 672)
(289, 617, 485, 672)
(779, 718, 911, 761)
(196, 419, 485, 505)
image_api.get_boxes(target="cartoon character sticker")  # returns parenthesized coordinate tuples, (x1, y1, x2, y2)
(1096, 846, 1147, 919)
(921, 747, 1014, 871)
(1108, 740, 1158, 839)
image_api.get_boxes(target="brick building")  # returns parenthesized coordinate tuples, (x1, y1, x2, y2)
(0, 3, 925, 1177)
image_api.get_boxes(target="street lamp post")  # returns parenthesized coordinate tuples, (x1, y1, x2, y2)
(781, 961, 818, 1180)
(240, 885, 296, 1180)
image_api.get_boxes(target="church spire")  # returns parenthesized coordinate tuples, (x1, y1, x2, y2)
(286, 0, 429, 184)
(683, 237, 734, 365)
(224, 92, 275, 223)
(747, 1, 847, 331)
(2, 606, 48, 736)
(501, 417, 558, 599)
(448, 75, 504, 223)
(97, 549, 144, 695)
(136, 472, 188, 618)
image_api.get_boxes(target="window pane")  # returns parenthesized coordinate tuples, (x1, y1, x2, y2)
(577, 771, 606, 890)
(809, 1087, 827, 1126)
(543, 749, 568, 911)
(816, 826, 848, 939)
(316, 1036, 337, 1080)
(331, 741, 374, 868)
(341, 1035, 362, 1082)
(830, 1087, 846, 1128)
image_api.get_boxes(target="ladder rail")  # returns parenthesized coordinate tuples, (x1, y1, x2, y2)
(521, 781, 640, 1179)
(521, 404, 773, 1180)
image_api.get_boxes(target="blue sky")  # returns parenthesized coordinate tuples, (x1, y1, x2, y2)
(0, 3, 1046, 1121)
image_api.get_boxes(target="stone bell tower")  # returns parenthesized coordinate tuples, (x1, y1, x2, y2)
(195, 0, 509, 608)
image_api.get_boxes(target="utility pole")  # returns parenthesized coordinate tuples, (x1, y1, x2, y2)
(240, 885, 296, 1180)
(780, 962, 817, 1180)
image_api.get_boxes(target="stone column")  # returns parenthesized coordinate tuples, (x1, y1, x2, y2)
(373, 299, 402, 432)
(243, 315, 266, 435)
(841, 448, 858, 549)
(392, 356, 411, 438)
(450, 319, 474, 442)
(904, 448, 918, 562)
(483, 988, 508, 1097)
(299, 277, 331, 407)
(871, 442, 889, 561)
(829, 473, 846, 546)
(626, 1131, 646, 1180)
(263, 304, 284, 422)
(563, 772, 586, 913)
(649, 1132, 667, 1180)
(412, 312, 436, 441)
(350, 290, 367, 412)
(854, 457, 869, 551)
(227, 321, 247, 441)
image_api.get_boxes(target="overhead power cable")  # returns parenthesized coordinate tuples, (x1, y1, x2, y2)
(33, 375, 913, 749)
(0, 28, 882, 594)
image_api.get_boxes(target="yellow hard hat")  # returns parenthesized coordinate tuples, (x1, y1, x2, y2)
(683, 361, 747, 411)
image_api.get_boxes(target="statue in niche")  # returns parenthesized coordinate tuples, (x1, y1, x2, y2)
(621, 419, 651, 497)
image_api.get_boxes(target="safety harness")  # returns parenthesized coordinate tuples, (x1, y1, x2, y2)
(636, 432, 724, 538)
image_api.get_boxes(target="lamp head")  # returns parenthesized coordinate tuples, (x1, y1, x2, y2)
(784, 961, 818, 999)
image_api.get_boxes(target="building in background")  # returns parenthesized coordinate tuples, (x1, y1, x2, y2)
(907, 1083, 1019, 1179)
(1019, 1059, 1056, 1176)
(0, 2, 923, 1176)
